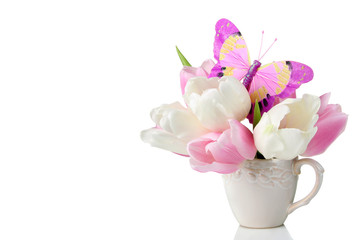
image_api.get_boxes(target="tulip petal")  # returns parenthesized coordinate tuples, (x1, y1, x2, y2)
(184, 77, 219, 97)
(200, 59, 216, 75)
(190, 157, 240, 174)
(218, 77, 251, 119)
(180, 67, 207, 95)
(184, 76, 251, 132)
(254, 113, 286, 159)
(320, 104, 342, 118)
(180, 59, 215, 95)
(187, 90, 230, 131)
(267, 104, 290, 129)
(302, 112, 348, 157)
(280, 94, 320, 131)
(229, 120, 257, 159)
(187, 129, 249, 174)
(150, 101, 209, 141)
(276, 128, 316, 160)
(187, 132, 220, 163)
(187, 138, 214, 164)
(150, 102, 185, 125)
(318, 92, 331, 114)
(140, 128, 188, 155)
(206, 130, 245, 164)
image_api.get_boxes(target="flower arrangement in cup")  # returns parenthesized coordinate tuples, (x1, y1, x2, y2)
(141, 19, 348, 174)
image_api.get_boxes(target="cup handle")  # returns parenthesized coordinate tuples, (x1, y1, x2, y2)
(287, 158, 324, 215)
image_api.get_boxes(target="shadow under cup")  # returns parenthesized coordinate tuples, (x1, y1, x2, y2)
(223, 157, 324, 228)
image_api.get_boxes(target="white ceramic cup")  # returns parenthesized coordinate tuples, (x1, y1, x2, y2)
(223, 157, 324, 228)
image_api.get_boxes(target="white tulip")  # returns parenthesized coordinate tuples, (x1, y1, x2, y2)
(254, 94, 321, 160)
(141, 102, 209, 155)
(183, 76, 251, 132)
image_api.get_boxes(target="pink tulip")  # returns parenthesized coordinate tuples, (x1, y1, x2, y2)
(188, 120, 257, 174)
(180, 59, 215, 95)
(302, 93, 348, 157)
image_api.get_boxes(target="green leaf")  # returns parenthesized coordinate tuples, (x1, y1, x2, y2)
(253, 100, 261, 129)
(252, 101, 266, 159)
(176, 46, 191, 67)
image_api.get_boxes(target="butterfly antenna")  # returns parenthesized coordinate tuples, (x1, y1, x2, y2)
(259, 38, 277, 61)
(258, 31, 264, 60)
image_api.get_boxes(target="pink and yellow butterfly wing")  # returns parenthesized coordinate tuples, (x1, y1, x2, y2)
(209, 19, 251, 79)
(247, 61, 313, 121)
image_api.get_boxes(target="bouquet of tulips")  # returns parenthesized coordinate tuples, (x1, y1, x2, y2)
(141, 19, 348, 174)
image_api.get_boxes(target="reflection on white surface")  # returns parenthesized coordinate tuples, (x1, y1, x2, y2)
(234, 225, 293, 240)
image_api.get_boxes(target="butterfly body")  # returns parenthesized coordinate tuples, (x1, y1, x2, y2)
(210, 18, 314, 122)
(243, 60, 261, 90)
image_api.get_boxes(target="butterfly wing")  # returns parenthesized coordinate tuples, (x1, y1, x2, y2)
(247, 61, 313, 122)
(209, 19, 251, 79)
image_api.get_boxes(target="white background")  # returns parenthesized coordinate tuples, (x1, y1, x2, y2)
(0, 0, 359, 239)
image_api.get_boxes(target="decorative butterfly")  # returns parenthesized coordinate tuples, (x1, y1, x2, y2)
(209, 18, 314, 122)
